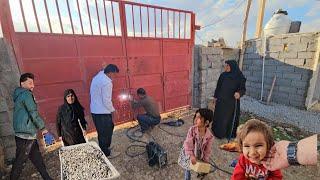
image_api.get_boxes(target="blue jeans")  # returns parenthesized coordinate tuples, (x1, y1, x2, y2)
(184, 170, 191, 180)
(137, 114, 160, 132)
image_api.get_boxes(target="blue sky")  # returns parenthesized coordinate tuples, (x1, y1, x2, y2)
(131, 0, 320, 46)
(2, 0, 320, 47)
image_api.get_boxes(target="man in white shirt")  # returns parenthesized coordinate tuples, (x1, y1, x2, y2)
(90, 64, 119, 157)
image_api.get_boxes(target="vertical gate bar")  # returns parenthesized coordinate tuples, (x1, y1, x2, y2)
(178, 12, 180, 39)
(139, 6, 142, 37)
(131, 5, 135, 37)
(154, 8, 156, 37)
(160, 9, 162, 38)
(111, 1, 116, 36)
(173, 11, 175, 38)
(147, 7, 149, 37)
(31, 0, 40, 32)
(167, 10, 169, 38)
(44, 0, 52, 33)
(103, 0, 109, 36)
(55, 0, 64, 33)
(66, 0, 75, 34)
(85, 0, 93, 35)
(19, 0, 28, 32)
(94, 0, 101, 35)
(76, 0, 84, 34)
(184, 12, 186, 39)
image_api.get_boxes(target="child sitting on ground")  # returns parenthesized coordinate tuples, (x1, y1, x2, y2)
(232, 119, 283, 180)
(183, 108, 214, 180)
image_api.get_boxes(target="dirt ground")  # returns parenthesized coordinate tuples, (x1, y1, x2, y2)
(2, 111, 320, 180)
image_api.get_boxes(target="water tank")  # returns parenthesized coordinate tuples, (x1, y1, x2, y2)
(264, 9, 291, 37)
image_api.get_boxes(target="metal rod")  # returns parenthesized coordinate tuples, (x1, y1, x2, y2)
(139, 6, 142, 36)
(147, 7, 149, 37)
(154, 8, 156, 37)
(184, 12, 186, 39)
(19, 0, 28, 32)
(111, 1, 116, 36)
(76, 0, 84, 34)
(31, 0, 40, 32)
(178, 12, 180, 39)
(55, 0, 64, 33)
(173, 11, 175, 38)
(161, 9, 162, 38)
(103, 0, 109, 36)
(167, 10, 169, 38)
(44, 0, 52, 33)
(95, 0, 101, 35)
(132, 5, 135, 37)
(86, 0, 93, 35)
(66, 0, 75, 34)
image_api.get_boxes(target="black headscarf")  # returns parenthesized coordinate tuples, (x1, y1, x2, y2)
(225, 60, 244, 79)
(63, 89, 84, 118)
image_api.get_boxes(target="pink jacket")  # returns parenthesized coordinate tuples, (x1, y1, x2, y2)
(183, 126, 214, 162)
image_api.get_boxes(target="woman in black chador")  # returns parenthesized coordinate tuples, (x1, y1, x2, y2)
(212, 60, 246, 139)
(56, 89, 87, 146)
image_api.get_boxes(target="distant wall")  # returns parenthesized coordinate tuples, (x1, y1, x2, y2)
(243, 32, 320, 108)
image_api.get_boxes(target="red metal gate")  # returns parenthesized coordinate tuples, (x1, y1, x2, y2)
(0, 0, 195, 133)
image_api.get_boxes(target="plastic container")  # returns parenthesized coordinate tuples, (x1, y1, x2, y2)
(264, 9, 291, 37)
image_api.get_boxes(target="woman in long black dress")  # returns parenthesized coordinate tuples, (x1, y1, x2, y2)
(211, 60, 246, 139)
(56, 89, 87, 146)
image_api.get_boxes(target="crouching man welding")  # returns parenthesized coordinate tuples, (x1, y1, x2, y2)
(130, 88, 161, 133)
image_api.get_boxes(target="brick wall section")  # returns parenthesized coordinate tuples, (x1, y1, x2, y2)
(0, 38, 20, 162)
(193, 45, 239, 108)
(243, 32, 320, 108)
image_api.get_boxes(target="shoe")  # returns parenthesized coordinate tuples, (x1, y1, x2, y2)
(107, 151, 121, 159)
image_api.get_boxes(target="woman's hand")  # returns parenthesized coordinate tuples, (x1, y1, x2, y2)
(234, 92, 240, 99)
(59, 136, 62, 141)
(191, 155, 197, 165)
(83, 130, 87, 136)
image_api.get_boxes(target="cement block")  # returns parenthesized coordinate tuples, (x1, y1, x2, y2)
(289, 99, 305, 108)
(297, 89, 306, 96)
(276, 66, 295, 72)
(284, 73, 302, 80)
(300, 35, 314, 44)
(268, 37, 282, 46)
(284, 58, 305, 66)
(201, 47, 222, 55)
(287, 42, 308, 52)
(276, 78, 292, 87)
(266, 52, 279, 59)
(282, 36, 301, 44)
(264, 65, 277, 72)
(269, 44, 283, 52)
(279, 86, 297, 94)
(298, 51, 314, 59)
(304, 58, 315, 68)
(282, 52, 298, 58)
(245, 53, 261, 59)
(291, 81, 308, 88)
(301, 73, 311, 81)
(307, 42, 316, 52)
(274, 96, 290, 105)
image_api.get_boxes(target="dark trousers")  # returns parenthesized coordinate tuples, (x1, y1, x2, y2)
(92, 113, 114, 156)
(137, 114, 160, 132)
(10, 136, 52, 180)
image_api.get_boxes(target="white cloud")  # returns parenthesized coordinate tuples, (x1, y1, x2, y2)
(305, 3, 320, 17)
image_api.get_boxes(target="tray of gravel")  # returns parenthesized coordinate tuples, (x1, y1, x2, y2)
(59, 142, 120, 180)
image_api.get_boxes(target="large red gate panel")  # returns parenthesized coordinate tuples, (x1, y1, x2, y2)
(16, 34, 78, 59)
(128, 56, 163, 75)
(163, 40, 189, 55)
(126, 39, 161, 56)
(77, 36, 124, 57)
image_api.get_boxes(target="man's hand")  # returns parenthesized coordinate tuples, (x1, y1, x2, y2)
(261, 140, 290, 171)
(234, 92, 240, 99)
(191, 155, 197, 165)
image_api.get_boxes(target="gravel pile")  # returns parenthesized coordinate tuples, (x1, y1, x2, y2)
(241, 96, 320, 133)
(59, 143, 118, 180)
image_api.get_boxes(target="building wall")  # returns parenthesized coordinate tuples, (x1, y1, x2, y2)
(243, 32, 320, 108)
(0, 38, 20, 163)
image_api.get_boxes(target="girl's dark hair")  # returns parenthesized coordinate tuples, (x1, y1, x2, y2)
(193, 108, 214, 127)
(63, 89, 84, 110)
(238, 119, 274, 152)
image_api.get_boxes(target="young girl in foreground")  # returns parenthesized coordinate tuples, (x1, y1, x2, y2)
(232, 119, 283, 180)
(183, 108, 214, 180)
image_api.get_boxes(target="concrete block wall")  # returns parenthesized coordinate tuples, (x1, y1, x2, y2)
(0, 38, 20, 163)
(193, 46, 239, 108)
(243, 32, 320, 108)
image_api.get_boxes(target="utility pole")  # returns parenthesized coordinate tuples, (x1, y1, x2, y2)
(239, 0, 252, 70)
(255, 0, 266, 38)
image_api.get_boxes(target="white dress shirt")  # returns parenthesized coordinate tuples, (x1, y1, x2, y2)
(90, 71, 115, 114)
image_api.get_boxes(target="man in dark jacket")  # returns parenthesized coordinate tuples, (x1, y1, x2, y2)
(130, 88, 161, 133)
(10, 73, 52, 180)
